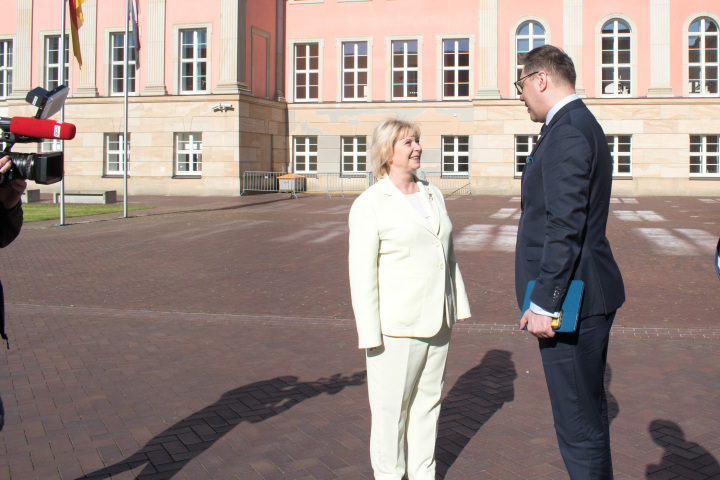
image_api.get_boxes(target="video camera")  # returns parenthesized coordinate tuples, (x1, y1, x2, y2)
(0, 85, 75, 188)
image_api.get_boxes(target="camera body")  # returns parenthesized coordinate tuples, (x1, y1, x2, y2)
(0, 151, 64, 188)
(0, 86, 70, 188)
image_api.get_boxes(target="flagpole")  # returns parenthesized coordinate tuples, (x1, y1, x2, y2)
(123, 0, 129, 218)
(59, 0, 67, 226)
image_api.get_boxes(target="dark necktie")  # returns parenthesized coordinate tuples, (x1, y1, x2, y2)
(538, 123, 548, 139)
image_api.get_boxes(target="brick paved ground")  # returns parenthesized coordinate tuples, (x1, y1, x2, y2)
(0, 193, 719, 479)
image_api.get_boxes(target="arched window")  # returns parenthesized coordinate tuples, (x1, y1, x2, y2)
(601, 19, 631, 96)
(516, 21, 546, 83)
(688, 17, 719, 95)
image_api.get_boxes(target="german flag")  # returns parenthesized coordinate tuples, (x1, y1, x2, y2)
(68, 0, 86, 67)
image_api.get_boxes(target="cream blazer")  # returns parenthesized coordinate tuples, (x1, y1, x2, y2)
(348, 177, 471, 349)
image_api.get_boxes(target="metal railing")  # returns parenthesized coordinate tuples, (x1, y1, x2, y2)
(240, 171, 470, 197)
(240, 171, 284, 196)
(303, 173, 374, 197)
(419, 172, 471, 195)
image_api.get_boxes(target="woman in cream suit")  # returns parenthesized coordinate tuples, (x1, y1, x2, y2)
(348, 118, 471, 480)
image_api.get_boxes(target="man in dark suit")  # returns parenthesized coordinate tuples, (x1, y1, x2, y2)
(515, 45, 625, 479)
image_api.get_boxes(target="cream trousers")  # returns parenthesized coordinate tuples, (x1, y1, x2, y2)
(365, 322, 451, 480)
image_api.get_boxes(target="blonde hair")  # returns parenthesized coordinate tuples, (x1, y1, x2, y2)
(370, 118, 421, 178)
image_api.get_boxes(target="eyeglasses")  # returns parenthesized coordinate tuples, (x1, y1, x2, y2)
(514, 71, 539, 95)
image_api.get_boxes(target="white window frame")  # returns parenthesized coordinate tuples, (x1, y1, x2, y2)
(0, 38, 12, 99)
(607, 135, 632, 177)
(438, 36, 472, 101)
(40, 138, 62, 153)
(685, 14, 720, 97)
(337, 38, 372, 102)
(42, 33, 70, 91)
(386, 36, 422, 101)
(293, 136, 318, 173)
(175, 132, 203, 176)
(595, 14, 638, 99)
(341, 136, 367, 174)
(288, 38, 324, 103)
(105, 133, 129, 176)
(689, 134, 720, 177)
(442, 136, 470, 176)
(292, 41, 321, 102)
(107, 30, 138, 96)
(511, 18, 548, 99)
(514, 134, 537, 177)
(172, 23, 212, 95)
(600, 19, 632, 96)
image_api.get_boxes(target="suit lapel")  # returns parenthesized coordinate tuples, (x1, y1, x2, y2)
(379, 177, 440, 237)
(417, 181, 441, 235)
(528, 98, 586, 157)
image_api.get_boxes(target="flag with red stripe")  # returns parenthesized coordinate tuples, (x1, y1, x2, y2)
(68, 0, 86, 67)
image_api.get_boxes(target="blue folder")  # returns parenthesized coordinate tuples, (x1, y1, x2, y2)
(520, 280, 584, 333)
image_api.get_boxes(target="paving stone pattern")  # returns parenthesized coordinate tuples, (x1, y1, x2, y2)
(0, 193, 718, 479)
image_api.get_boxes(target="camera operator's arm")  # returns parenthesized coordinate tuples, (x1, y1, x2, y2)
(0, 156, 26, 248)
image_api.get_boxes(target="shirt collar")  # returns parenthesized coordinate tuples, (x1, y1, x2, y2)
(546, 94, 579, 126)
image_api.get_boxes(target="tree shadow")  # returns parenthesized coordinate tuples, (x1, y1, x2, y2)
(646, 419, 720, 479)
(435, 349, 517, 478)
(77, 372, 366, 479)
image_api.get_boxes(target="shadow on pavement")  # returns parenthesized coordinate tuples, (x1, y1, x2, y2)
(436, 349, 517, 478)
(646, 419, 720, 479)
(77, 372, 366, 479)
(605, 363, 619, 424)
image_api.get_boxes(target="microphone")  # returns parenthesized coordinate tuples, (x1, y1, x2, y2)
(0, 116, 76, 141)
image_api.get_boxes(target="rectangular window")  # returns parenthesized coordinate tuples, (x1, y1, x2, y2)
(392, 40, 418, 100)
(515, 135, 537, 175)
(341, 136, 367, 173)
(0, 40, 12, 98)
(175, 132, 202, 175)
(105, 133, 129, 175)
(606, 135, 632, 176)
(294, 136, 318, 172)
(45, 35, 69, 90)
(342, 42, 368, 101)
(443, 39, 470, 99)
(179, 29, 207, 93)
(294, 43, 319, 101)
(442, 136, 470, 174)
(110, 33, 137, 95)
(690, 135, 719, 176)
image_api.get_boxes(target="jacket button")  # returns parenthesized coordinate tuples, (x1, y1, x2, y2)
(439, 263, 445, 269)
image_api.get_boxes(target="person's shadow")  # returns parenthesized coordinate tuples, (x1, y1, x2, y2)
(77, 372, 366, 479)
(605, 363, 619, 424)
(435, 350, 517, 478)
(646, 419, 720, 479)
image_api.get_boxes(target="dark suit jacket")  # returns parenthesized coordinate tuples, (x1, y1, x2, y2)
(515, 98, 625, 319)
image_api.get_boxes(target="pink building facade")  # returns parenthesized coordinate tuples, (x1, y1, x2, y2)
(1, 0, 287, 196)
(285, 0, 720, 196)
(0, 0, 719, 196)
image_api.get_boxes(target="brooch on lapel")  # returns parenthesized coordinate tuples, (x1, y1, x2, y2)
(428, 192, 433, 202)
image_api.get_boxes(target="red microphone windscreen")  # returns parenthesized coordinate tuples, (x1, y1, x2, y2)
(9, 117, 76, 141)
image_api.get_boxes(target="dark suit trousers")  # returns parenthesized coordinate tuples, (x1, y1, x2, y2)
(539, 312, 615, 480)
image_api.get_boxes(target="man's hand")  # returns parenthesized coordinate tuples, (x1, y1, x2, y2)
(520, 309, 556, 339)
(0, 156, 27, 210)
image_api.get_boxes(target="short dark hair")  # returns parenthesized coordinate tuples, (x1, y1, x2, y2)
(523, 45, 577, 88)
